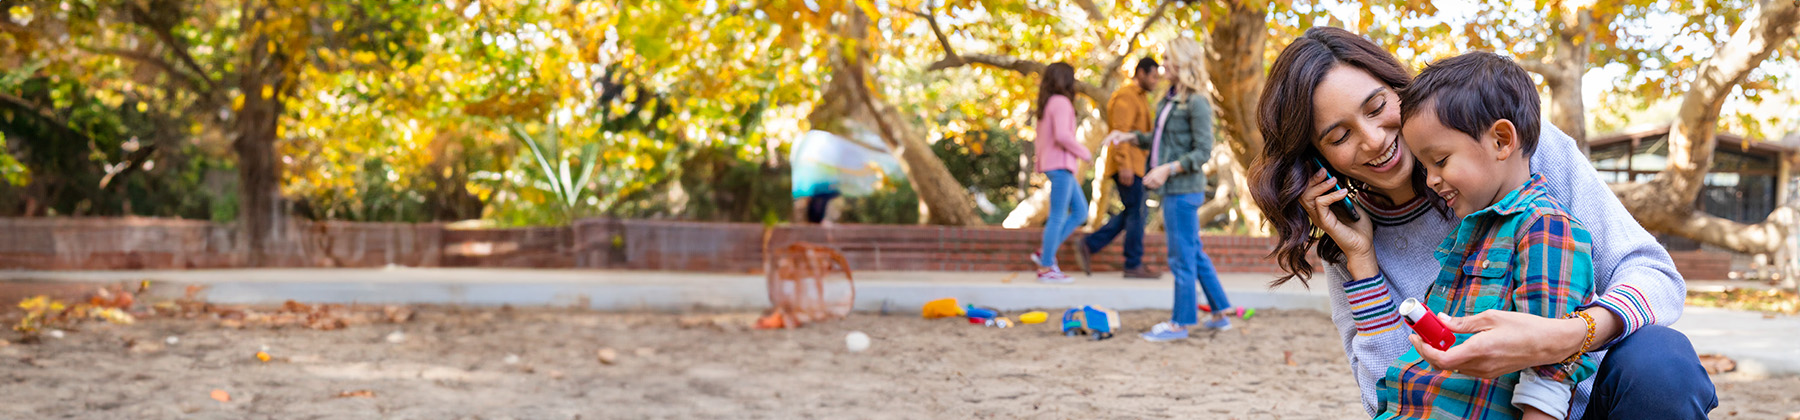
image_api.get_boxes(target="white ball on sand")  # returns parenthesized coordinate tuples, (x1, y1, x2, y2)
(845, 331, 870, 352)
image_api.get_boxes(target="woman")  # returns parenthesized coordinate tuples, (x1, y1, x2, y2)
(1106, 38, 1234, 340)
(1248, 27, 1715, 419)
(1031, 62, 1092, 284)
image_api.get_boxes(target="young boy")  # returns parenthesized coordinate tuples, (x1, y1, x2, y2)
(1381, 52, 1599, 420)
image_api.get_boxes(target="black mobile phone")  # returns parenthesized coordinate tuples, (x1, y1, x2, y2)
(1313, 157, 1361, 223)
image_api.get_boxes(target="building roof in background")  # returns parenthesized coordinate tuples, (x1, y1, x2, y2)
(1590, 124, 1797, 155)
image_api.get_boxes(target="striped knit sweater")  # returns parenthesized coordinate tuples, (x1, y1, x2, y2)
(1326, 124, 1685, 418)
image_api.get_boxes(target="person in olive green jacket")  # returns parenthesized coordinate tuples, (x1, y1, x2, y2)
(1106, 37, 1233, 340)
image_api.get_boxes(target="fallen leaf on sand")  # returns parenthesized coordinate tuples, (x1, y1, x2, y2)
(256, 351, 271, 363)
(1698, 353, 1736, 374)
(597, 348, 618, 365)
(129, 341, 165, 354)
(210, 389, 230, 403)
(334, 390, 376, 398)
(185, 285, 208, 300)
(677, 316, 717, 329)
(1284, 351, 1296, 366)
(382, 306, 415, 323)
(1000, 273, 1017, 284)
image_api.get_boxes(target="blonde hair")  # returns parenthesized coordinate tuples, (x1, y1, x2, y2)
(1162, 37, 1209, 97)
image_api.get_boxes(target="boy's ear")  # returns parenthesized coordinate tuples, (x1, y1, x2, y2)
(1487, 119, 1519, 160)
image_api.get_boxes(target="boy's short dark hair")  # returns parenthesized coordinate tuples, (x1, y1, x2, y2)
(1399, 51, 1540, 156)
(1135, 57, 1159, 74)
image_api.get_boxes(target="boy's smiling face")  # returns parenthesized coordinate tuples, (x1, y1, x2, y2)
(1402, 100, 1524, 220)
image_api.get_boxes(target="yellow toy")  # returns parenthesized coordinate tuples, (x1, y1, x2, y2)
(1019, 311, 1048, 324)
(921, 298, 965, 319)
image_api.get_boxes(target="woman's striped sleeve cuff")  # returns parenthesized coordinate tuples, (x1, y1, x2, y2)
(1345, 273, 1402, 336)
(1589, 284, 1655, 349)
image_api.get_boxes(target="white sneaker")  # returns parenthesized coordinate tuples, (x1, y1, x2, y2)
(1037, 267, 1073, 284)
(1141, 321, 1189, 341)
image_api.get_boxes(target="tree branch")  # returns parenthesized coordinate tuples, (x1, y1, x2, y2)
(1612, 0, 1800, 255)
(126, 3, 217, 94)
(98, 144, 160, 189)
(1515, 57, 1559, 76)
(1102, 0, 1173, 83)
(926, 53, 1110, 103)
(1074, 0, 1114, 48)
(0, 92, 64, 125)
(1656, 0, 1797, 196)
(0, 19, 26, 34)
(77, 46, 208, 92)
(907, 7, 962, 67)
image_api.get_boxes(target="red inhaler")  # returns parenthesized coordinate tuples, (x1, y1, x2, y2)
(1399, 298, 1456, 351)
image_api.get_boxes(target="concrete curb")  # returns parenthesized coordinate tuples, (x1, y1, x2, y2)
(0, 269, 1328, 314)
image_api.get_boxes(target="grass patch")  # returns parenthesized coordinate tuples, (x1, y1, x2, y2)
(1686, 287, 1799, 315)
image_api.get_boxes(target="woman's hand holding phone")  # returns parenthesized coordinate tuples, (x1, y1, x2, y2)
(1302, 167, 1378, 278)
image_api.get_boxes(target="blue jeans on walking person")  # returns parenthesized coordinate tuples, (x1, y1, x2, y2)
(1581, 325, 1717, 420)
(1039, 170, 1088, 268)
(1082, 174, 1147, 269)
(1162, 191, 1230, 325)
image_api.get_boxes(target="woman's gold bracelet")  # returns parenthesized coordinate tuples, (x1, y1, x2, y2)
(1561, 311, 1596, 365)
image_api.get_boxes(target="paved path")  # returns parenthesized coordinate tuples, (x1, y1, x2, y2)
(0, 268, 1328, 312)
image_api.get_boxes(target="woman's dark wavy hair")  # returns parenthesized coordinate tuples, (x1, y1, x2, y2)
(1248, 26, 1439, 288)
(1033, 62, 1078, 123)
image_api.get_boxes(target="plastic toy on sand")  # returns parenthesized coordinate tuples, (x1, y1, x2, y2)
(1060, 306, 1120, 340)
(845, 331, 871, 352)
(1197, 304, 1255, 319)
(1019, 311, 1048, 324)
(921, 298, 965, 319)
(964, 305, 999, 321)
(757, 243, 854, 329)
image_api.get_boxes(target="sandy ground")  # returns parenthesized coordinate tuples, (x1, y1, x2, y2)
(1, 306, 1795, 420)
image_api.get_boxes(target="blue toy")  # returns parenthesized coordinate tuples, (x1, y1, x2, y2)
(1059, 306, 1121, 340)
(964, 305, 1000, 321)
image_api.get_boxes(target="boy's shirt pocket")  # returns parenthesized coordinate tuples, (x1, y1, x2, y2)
(1441, 251, 1517, 316)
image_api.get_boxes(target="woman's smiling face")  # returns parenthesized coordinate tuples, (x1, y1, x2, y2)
(1311, 65, 1414, 202)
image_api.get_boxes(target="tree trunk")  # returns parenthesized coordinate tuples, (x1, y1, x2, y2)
(1002, 177, 1053, 229)
(236, 49, 290, 266)
(1538, 10, 1592, 155)
(1081, 103, 1115, 229)
(1085, 141, 1116, 229)
(862, 96, 984, 226)
(815, 5, 983, 226)
(1613, 0, 1800, 259)
(1195, 145, 1235, 225)
(1206, 0, 1270, 235)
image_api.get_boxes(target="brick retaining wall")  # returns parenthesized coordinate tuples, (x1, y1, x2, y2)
(0, 217, 1741, 280)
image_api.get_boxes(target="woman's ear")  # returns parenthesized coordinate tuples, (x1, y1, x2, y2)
(1487, 119, 1518, 160)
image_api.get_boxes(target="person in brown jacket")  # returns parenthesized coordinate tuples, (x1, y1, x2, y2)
(1080, 57, 1162, 279)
